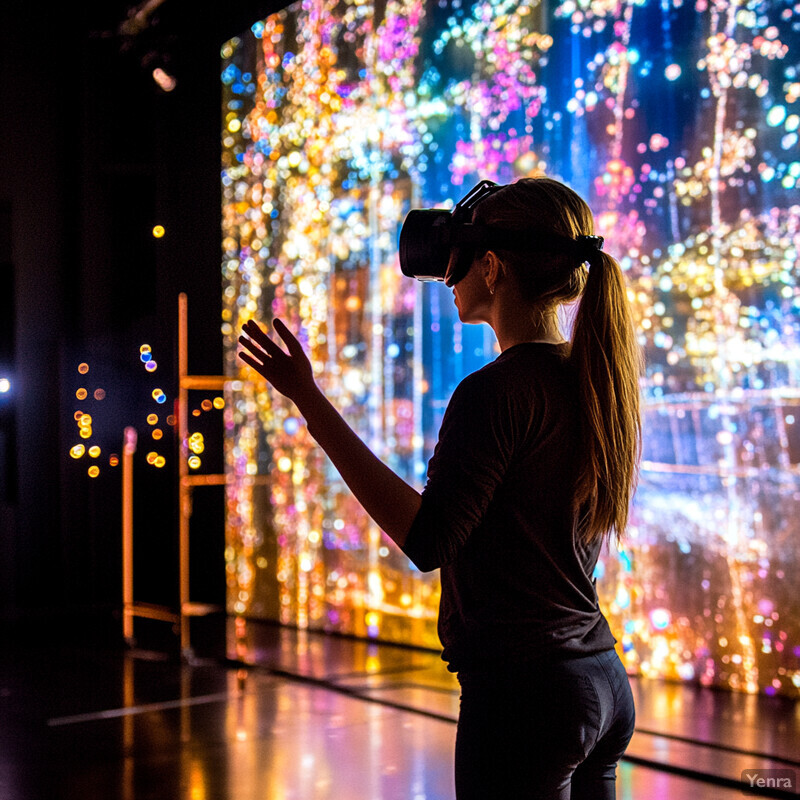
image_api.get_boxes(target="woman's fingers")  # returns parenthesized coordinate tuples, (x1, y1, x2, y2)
(237, 336, 266, 364)
(237, 351, 262, 372)
(273, 318, 305, 359)
(238, 319, 316, 403)
(240, 326, 287, 362)
(242, 320, 282, 354)
(240, 318, 308, 368)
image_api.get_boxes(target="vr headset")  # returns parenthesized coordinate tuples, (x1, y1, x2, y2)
(399, 179, 604, 287)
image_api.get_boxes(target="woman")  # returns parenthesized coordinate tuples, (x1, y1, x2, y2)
(239, 176, 641, 799)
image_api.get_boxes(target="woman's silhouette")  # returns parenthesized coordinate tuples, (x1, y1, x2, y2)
(239, 176, 641, 799)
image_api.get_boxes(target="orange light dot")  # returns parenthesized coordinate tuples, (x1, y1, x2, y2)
(152, 428, 163, 440)
(146, 452, 158, 465)
(109, 455, 120, 467)
(166, 415, 176, 426)
(78, 363, 89, 374)
(201, 399, 213, 412)
(192, 409, 201, 417)
(94, 388, 106, 401)
(76, 388, 88, 400)
(74, 410, 84, 421)
(88, 466, 100, 478)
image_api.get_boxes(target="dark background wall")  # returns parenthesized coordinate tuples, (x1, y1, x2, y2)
(0, 1, 283, 631)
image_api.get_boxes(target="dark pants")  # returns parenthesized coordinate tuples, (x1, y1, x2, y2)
(455, 648, 635, 799)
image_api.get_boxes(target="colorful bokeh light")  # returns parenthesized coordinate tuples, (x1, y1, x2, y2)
(222, 0, 800, 695)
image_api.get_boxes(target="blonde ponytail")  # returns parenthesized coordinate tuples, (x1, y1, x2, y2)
(570, 250, 642, 545)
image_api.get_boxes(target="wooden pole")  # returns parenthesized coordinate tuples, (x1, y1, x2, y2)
(178, 292, 191, 655)
(122, 426, 137, 644)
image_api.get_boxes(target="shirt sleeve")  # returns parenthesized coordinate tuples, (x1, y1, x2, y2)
(401, 369, 518, 572)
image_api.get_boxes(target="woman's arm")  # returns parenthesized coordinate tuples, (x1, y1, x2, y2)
(238, 318, 421, 548)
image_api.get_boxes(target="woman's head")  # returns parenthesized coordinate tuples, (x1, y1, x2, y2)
(461, 177, 600, 325)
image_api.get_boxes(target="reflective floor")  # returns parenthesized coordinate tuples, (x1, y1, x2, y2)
(1, 615, 798, 799)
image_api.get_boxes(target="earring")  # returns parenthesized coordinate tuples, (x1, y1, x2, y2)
(489, 285, 495, 295)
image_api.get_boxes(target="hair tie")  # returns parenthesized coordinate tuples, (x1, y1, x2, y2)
(572, 235, 604, 268)
(576, 235, 604, 254)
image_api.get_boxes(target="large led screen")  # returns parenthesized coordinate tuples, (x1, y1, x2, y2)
(221, 0, 800, 696)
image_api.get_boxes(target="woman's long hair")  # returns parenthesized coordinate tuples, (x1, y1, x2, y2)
(473, 177, 642, 546)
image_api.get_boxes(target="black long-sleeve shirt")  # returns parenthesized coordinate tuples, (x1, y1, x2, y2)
(402, 342, 616, 673)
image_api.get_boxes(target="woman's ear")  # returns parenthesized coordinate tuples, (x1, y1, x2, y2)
(483, 250, 505, 292)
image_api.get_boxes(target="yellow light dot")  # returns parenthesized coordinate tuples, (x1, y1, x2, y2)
(79, 428, 92, 439)
(188, 456, 201, 469)
(365, 611, 380, 628)
(277, 456, 292, 472)
(146, 452, 158, 465)
(94, 388, 106, 401)
(109, 455, 120, 467)
(213, 397, 225, 410)
(70, 445, 85, 459)
(147, 414, 159, 425)
(154, 456, 166, 468)
(76, 388, 88, 400)
(152, 225, 166, 238)
(140, 344, 152, 354)
(189, 433, 205, 454)
(201, 399, 213, 411)
(78, 363, 89, 374)
(79, 414, 92, 427)
(88, 446, 101, 458)
(88, 466, 100, 478)
(152, 389, 165, 402)
(152, 428, 163, 440)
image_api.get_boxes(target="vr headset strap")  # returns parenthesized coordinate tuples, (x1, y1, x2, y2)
(446, 224, 603, 260)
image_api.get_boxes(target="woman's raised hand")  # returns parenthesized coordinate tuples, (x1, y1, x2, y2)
(239, 317, 421, 545)
(238, 318, 319, 407)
